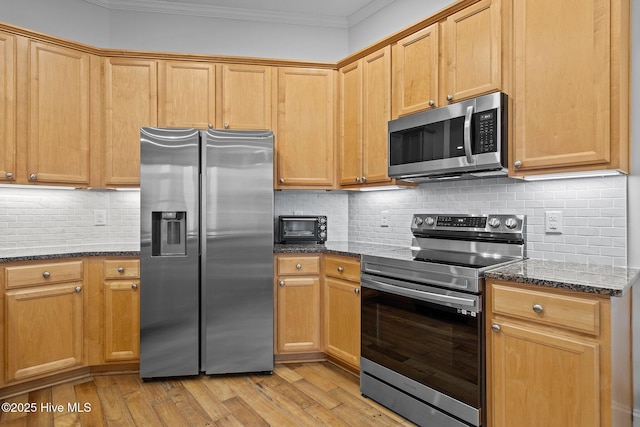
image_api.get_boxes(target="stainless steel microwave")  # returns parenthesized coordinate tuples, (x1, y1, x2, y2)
(388, 92, 507, 182)
(277, 216, 327, 244)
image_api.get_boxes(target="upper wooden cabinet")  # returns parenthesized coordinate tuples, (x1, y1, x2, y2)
(28, 41, 91, 185)
(0, 31, 15, 183)
(158, 60, 215, 129)
(218, 63, 273, 130)
(508, 0, 630, 176)
(276, 67, 335, 189)
(339, 46, 392, 187)
(104, 58, 157, 187)
(392, 0, 501, 118)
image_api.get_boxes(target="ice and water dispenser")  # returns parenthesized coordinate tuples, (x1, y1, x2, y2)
(151, 212, 187, 256)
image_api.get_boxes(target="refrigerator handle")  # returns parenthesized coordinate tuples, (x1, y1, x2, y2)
(199, 132, 207, 368)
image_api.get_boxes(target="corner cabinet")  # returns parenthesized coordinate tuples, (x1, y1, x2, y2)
(103, 58, 158, 187)
(1, 260, 86, 386)
(508, 0, 630, 176)
(275, 67, 336, 189)
(339, 47, 392, 188)
(0, 31, 16, 183)
(486, 280, 632, 427)
(274, 255, 322, 355)
(322, 255, 361, 371)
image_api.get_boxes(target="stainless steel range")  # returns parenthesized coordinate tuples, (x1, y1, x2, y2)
(360, 214, 525, 427)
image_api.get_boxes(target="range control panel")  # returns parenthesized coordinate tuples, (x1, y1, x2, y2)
(412, 214, 524, 234)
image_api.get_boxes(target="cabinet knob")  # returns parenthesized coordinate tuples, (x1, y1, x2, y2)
(42, 271, 51, 278)
(296, 263, 302, 270)
(354, 288, 360, 295)
(337, 266, 344, 273)
(208, 123, 213, 129)
(224, 123, 229, 129)
(117, 267, 124, 273)
(446, 94, 453, 102)
(491, 323, 501, 332)
(75, 286, 82, 293)
(532, 304, 544, 313)
(355, 177, 360, 183)
(514, 160, 522, 168)
(361, 176, 367, 183)
(428, 100, 435, 107)
(279, 178, 285, 184)
(30, 173, 37, 181)
(279, 280, 285, 287)
(5, 172, 13, 179)
(131, 283, 138, 290)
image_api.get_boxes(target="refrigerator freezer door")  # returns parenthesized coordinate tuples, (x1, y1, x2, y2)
(140, 127, 200, 378)
(201, 129, 274, 374)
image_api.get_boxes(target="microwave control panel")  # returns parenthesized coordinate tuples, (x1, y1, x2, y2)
(475, 109, 498, 153)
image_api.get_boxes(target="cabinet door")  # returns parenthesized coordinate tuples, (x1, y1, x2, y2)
(392, 24, 439, 118)
(490, 320, 599, 427)
(219, 63, 272, 130)
(158, 61, 215, 128)
(442, 0, 501, 104)
(104, 58, 157, 186)
(362, 46, 392, 184)
(323, 277, 360, 369)
(0, 31, 15, 183)
(276, 67, 335, 188)
(276, 276, 320, 353)
(5, 283, 84, 382)
(104, 280, 140, 362)
(338, 60, 362, 186)
(28, 41, 90, 185)
(511, 0, 611, 173)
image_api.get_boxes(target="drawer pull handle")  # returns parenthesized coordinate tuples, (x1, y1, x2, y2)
(117, 267, 124, 273)
(131, 283, 138, 290)
(279, 280, 285, 287)
(532, 304, 544, 313)
(491, 324, 501, 332)
(296, 263, 302, 270)
(337, 267, 344, 273)
(43, 271, 51, 278)
(75, 286, 82, 293)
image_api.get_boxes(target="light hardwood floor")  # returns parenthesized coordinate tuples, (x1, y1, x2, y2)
(0, 362, 415, 426)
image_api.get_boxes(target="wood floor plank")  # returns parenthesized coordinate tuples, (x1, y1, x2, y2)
(221, 396, 269, 427)
(213, 414, 244, 427)
(25, 388, 53, 427)
(132, 377, 170, 407)
(201, 376, 238, 402)
(179, 376, 230, 421)
(122, 390, 163, 427)
(114, 375, 140, 398)
(51, 412, 79, 427)
(72, 380, 106, 427)
(95, 384, 135, 427)
(290, 378, 342, 410)
(330, 386, 410, 427)
(50, 383, 75, 418)
(0, 394, 30, 424)
(151, 400, 190, 427)
(163, 380, 213, 426)
(289, 364, 340, 393)
(272, 364, 304, 383)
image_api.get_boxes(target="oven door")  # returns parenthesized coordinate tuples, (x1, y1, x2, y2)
(360, 273, 483, 426)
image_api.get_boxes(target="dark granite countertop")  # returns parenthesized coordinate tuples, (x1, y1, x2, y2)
(0, 251, 140, 263)
(485, 258, 640, 297)
(274, 241, 406, 259)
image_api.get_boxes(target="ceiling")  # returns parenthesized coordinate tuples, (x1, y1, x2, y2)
(83, 0, 396, 28)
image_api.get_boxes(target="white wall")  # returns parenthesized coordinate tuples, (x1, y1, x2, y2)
(1, 0, 110, 47)
(348, 0, 453, 53)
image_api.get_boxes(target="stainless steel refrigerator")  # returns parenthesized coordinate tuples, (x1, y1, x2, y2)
(139, 127, 274, 378)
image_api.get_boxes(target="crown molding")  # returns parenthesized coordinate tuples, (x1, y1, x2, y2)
(81, 0, 392, 28)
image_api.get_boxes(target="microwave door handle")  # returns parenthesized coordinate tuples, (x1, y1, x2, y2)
(464, 105, 474, 164)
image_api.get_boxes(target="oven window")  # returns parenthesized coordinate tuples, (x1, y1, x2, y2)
(389, 117, 465, 166)
(361, 287, 481, 408)
(282, 221, 315, 237)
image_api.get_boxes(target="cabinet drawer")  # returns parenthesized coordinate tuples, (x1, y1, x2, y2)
(324, 255, 360, 282)
(277, 256, 320, 275)
(104, 259, 140, 279)
(5, 260, 84, 289)
(491, 284, 600, 336)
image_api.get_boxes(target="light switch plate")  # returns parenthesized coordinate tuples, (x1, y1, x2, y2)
(381, 210, 389, 227)
(94, 210, 107, 226)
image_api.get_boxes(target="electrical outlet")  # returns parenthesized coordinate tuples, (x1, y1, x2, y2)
(545, 210, 562, 234)
(381, 210, 389, 227)
(94, 210, 107, 226)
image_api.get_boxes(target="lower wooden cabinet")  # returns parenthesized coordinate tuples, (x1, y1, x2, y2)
(2, 260, 86, 386)
(486, 280, 632, 427)
(323, 255, 360, 370)
(274, 255, 321, 354)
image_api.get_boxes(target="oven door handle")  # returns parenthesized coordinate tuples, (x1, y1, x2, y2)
(361, 275, 479, 311)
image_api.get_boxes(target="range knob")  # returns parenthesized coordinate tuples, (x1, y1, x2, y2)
(320, 225, 326, 231)
(425, 217, 435, 226)
(505, 218, 518, 229)
(488, 217, 501, 228)
(413, 217, 424, 226)
(320, 231, 326, 238)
